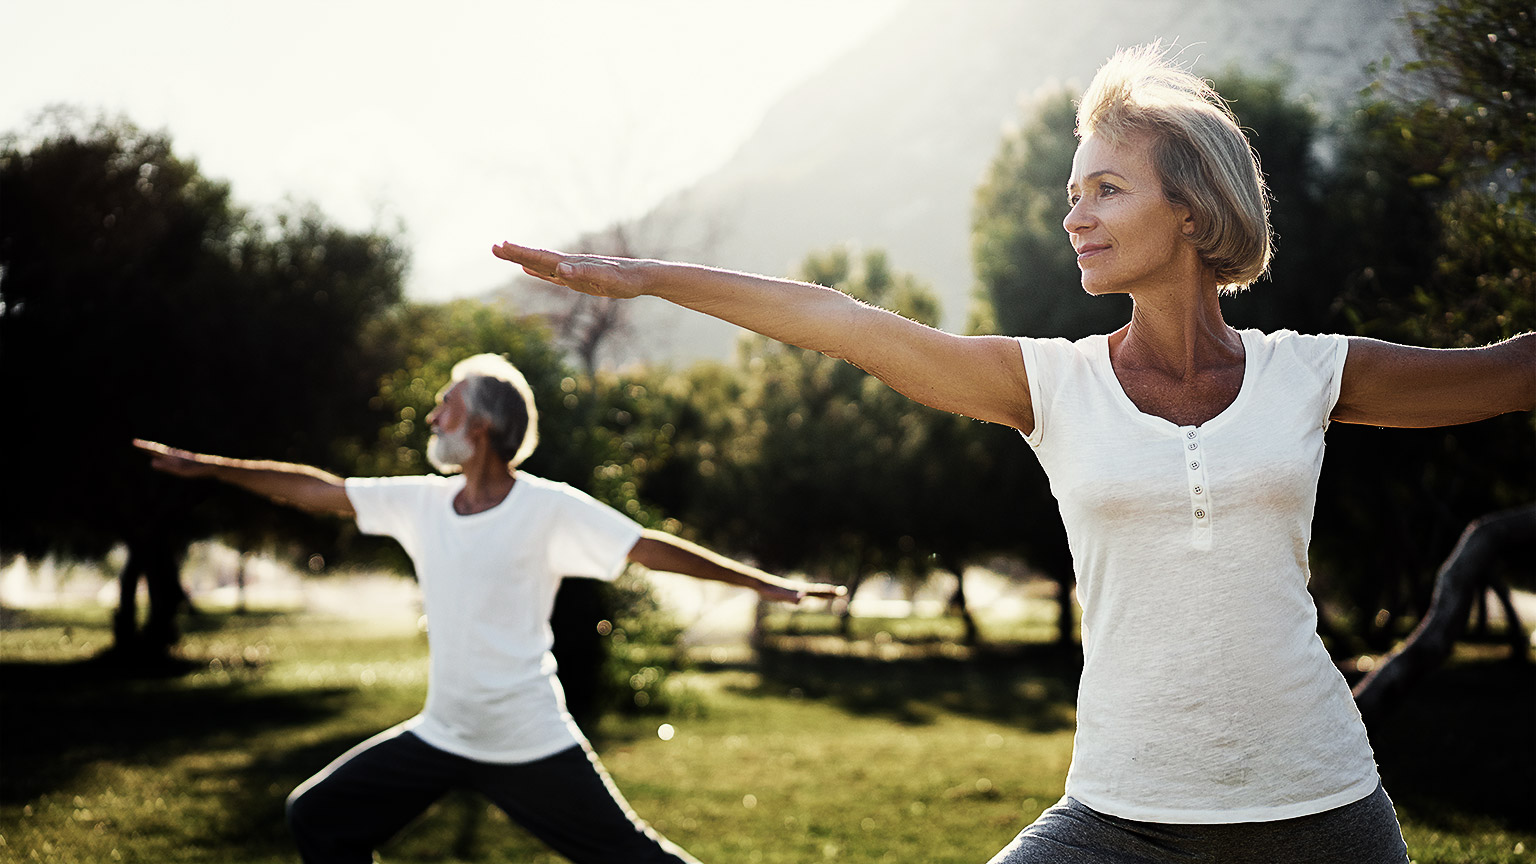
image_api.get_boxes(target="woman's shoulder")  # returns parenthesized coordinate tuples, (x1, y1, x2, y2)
(1242, 329, 1350, 382)
(1245, 328, 1347, 354)
(1016, 332, 1108, 357)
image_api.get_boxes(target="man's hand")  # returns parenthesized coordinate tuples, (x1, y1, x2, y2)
(628, 531, 846, 605)
(131, 439, 354, 517)
(134, 439, 219, 478)
(758, 580, 847, 605)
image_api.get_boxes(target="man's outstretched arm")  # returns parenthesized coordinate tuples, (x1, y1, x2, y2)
(133, 439, 355, 518)
(626, 530, 842, 605)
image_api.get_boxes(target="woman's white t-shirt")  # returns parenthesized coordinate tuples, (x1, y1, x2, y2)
(1017, 329, 1380, 823)
(346, 472, 642, 764)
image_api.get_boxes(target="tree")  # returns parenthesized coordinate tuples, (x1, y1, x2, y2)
(0, 111, 405, 656)
(973, 87, 1129, 339)
(1309, 0, 1535, 652)
(513, 208, 723, 376)
(1352, 505, 1534, 721)
(658, 248, 953, 637)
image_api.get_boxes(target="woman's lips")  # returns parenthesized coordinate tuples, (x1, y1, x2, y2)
(1076, 243, 1110, 262)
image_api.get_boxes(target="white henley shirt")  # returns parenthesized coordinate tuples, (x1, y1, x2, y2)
(1018, 329, 1380, 823)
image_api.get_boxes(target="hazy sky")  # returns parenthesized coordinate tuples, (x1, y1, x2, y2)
(2, 0, 901, 300)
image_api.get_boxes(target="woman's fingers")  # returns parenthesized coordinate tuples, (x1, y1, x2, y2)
(492, 242, 564, 279)
(494, 241, 647, 299)
(493, 242, 588, 288)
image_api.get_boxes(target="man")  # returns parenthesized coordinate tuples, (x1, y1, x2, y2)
(135, 353, 839, 864)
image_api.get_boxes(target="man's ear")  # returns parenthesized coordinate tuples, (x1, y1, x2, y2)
(466, 415, 495, 445)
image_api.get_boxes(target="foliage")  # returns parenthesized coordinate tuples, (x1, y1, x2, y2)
(0, 111, 405, 555)
(0, 111, 405, 652)
(663, 249, 953, 588)
(597, 569, 695, 718)
(1311, 0, 1536, 645)
(345, 300, 567, 479)
(973, 87, 1128, 338)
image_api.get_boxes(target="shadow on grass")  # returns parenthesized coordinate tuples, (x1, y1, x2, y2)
(0, 628, 411, 856)
(0, 644, 354, 807)
(757, 637, 1534, 835)
(754, 640, 1081, 731)
(1366, 655, 1535, 834)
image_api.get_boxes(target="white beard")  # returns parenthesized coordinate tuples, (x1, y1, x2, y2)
(426, 426, 475, 474)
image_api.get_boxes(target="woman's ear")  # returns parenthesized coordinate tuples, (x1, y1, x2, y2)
(1180, 206, 1197, 237)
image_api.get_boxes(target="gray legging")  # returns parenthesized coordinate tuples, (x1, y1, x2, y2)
(987, 784, 1409, 864)
(286, 726, 698, 864)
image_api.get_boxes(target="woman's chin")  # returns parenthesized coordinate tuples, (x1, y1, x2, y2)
(1079, 275, 1128, 297)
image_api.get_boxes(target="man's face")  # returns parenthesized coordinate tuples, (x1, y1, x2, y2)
(426, 381, 476, 473)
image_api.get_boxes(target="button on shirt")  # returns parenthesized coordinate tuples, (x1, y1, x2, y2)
(1016, 330, 1378, 823)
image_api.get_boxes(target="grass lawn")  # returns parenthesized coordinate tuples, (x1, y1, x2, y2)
(1, 605, 1531, 863)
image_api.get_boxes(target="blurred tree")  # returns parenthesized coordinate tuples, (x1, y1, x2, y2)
(664, 248, 981, 638)
(517, 208, 722, 376)
(0, 111, 405, 657)
(974, 87, 1128, 339)
(1309, 0, 1535, 651)
(975, 72, 1333, 335)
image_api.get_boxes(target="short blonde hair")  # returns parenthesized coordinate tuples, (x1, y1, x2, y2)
(1077, 43, 1272, 292)
(451, 354, 540, 468)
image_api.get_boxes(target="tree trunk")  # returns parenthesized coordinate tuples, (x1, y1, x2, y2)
(944, 556, 980, 647)
(113, 534, 191, 658)
(1353, 505, 1536, 721)
(1054, 569, 1076, 648)
(550, 577, 611, 734)
(836, 552, 870, 639)
(236, 552, 250, 616)
(1486, 579, 1531, 662)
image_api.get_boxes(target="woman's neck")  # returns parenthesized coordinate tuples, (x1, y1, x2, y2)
(1112, 270, 1240, 377)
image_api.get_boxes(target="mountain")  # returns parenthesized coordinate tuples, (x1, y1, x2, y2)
(537, 0, 1416, 367)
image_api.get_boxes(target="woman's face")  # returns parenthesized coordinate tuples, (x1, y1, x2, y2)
(1063, 132, 1196, 295)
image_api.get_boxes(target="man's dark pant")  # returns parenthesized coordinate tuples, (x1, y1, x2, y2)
(286, 725, 699, 863)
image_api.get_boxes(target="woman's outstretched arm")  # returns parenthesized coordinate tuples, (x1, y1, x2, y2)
(492, 243, 1035, 432)
(1333, 333, 1536, 428)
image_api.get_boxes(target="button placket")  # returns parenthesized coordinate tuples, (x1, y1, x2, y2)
(1182, 427, 1212, 550)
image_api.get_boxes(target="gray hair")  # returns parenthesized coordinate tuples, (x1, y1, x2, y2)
(450, 354, 540, 468)
(1076, 42, 1273, 293)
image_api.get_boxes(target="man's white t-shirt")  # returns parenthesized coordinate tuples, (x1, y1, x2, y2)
(1017, 329, 1380, 823)
(346, 472, 642, 764)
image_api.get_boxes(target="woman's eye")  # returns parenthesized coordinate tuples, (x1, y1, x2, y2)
(1100, 183, 1119, 196)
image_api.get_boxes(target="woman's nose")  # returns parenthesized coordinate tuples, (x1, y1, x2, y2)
(1063, 199, 1093, 235)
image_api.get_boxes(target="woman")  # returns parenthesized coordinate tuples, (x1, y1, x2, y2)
(492, 44, 1532, 864)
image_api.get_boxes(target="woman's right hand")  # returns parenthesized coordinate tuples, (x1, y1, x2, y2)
(491, 242, 650, 300)
(492, 240, 1035, 432)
